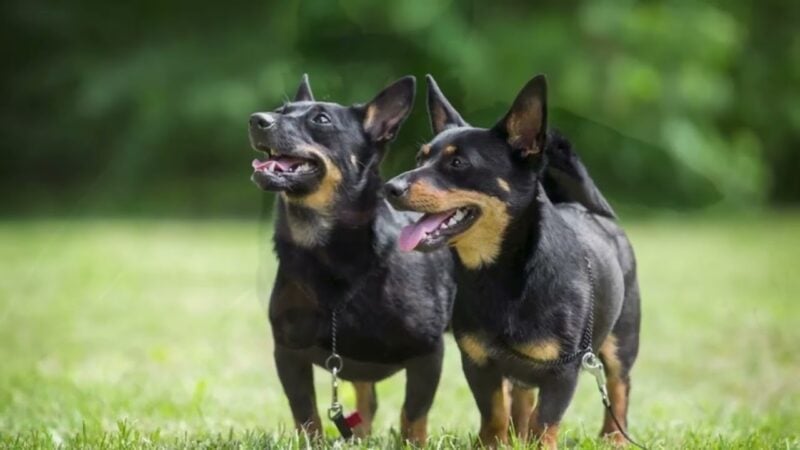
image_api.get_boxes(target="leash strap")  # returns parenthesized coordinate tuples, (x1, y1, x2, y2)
(505, 250, 646, 449)
(581, 256, 647, 450)
(322, 263, 385, 439)
(325, 309, 362, 438)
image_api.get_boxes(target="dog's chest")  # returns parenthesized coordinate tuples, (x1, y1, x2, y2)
(268, 271, 436, 363)
(451, 274, 574, 377)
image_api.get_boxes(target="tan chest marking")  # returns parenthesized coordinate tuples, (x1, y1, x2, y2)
(514, 338, 561, 361)
(457, 333, 490, 366)
(281, 199, 332, 248)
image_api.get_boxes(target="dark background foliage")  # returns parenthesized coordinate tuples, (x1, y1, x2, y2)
(2, 0, 798, 216)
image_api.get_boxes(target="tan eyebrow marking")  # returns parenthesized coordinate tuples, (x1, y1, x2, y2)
(421, 144, 431, 156)
(444, 145, 457, 155)
(497, 178, 510, 192)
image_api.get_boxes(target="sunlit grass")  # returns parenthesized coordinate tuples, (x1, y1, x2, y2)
(0, 214, 798, 448)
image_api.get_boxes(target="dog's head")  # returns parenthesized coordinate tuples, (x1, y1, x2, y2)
(385, 74, 548, 268)
(249, 74, 415, 213)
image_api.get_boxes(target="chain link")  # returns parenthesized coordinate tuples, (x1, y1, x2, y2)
(326, 309, 344, 419)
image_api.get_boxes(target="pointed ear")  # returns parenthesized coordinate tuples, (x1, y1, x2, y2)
(293, 73, 314, 102)
(362, 76, 416, 143)
(495, 74, 548, 157)
(426, 74, 468, 134)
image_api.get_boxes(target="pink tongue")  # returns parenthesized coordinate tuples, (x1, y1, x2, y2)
(398, 211, 454, 252)
(251, 156, 306, 172)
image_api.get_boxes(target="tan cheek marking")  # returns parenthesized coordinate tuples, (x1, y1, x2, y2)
(497, 177, 511, 192)
(457, 334, 490, 366)
(405, 181, 510, 269)
(450, 193, 509, 269)
(444, 145, 457, 155)
(285, 146, 342, 212)
(514, 338, 560, 361)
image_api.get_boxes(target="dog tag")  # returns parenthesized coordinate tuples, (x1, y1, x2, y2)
(331, 410, 362, 439)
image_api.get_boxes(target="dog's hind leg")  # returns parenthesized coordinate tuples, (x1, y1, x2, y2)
(509, 384, 535, 440)
(598, 277, 641, 445)
(352, 381, 377, 438)
(400, 338, 444, 444)
(274, 345, 322, 437)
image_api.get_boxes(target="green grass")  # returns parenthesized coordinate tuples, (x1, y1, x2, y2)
(1, 214, 798, 449)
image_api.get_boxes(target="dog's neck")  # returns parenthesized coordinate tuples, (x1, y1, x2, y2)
(276, 169, 382, 255)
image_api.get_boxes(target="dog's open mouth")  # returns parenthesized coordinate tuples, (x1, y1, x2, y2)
(251, 154, 319, 176)
(250, 146, 323, 193)
(398, 206, 480, 252)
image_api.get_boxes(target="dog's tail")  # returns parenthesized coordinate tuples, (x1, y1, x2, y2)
(542, 130, 616, 219)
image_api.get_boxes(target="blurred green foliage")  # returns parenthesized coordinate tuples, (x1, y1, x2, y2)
(1, 0, 798, 215)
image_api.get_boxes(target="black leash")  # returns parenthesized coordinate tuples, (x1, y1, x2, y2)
(579, 255, 647, 450)
(324, 265, 386, 439)
(325, 307, 363, 439)
(505, 251, 646, 449)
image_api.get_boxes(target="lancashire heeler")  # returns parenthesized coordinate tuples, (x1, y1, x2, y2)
(385, 75, 640, 448)
(248, 75, 455, 442)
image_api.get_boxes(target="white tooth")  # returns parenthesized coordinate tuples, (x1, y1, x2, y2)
(441, 223, 448, 229)
(454, 210, 465, 221)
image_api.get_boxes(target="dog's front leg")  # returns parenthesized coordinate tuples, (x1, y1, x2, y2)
(461, 353, 509, 447)
(529, 371, 579, 449)
(274, 345, 322, 437)
(400, 338, 444, 444)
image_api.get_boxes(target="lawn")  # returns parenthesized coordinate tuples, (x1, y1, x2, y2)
(0, 214, 798, 449)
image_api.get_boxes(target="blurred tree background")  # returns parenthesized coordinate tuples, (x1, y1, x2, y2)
(2, 0, 798, 216)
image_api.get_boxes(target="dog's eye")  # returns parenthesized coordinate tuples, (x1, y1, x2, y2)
(312, 112, 331, 125)
(450, 157, 466, 169)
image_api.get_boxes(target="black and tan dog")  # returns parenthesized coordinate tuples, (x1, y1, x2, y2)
(385, 75, 640, 448)
(247, 75, 454, 443)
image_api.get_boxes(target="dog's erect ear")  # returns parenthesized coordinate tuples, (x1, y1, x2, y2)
(293, 73, 315, 102)
(362, 76, 416, 143)
(426, 74, 468, 134)
(494, 74, 547, 158)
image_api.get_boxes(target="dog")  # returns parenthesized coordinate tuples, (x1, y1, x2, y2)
(247, 75, 455, 443)
(385, 74, 640, 448)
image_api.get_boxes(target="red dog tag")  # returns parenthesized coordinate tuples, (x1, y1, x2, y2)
(344, 411, 363, 428)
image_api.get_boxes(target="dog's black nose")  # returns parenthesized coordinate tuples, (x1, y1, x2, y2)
(250, 112, 275, 130)
(384, 179, 409, 199)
